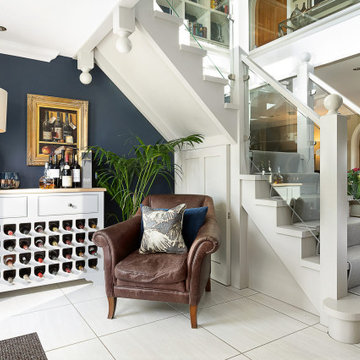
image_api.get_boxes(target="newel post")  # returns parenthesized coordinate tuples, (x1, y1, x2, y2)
(320, 94, 348, 309)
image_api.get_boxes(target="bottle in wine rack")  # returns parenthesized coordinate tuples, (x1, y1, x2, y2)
(34, 223, 45, 233)
(20, 253, 31, 265)
(61, 153, 73, 188)
(62, 262, 72, 273)
(34, 251, 45, 263)
(62, 248, 72, 260)
(4, 255, 16, 267)
(76, 233, 85, 243)
(20, 238, 31, 250)
(76, 219, 85, 230)
(20, 268, 31, 282)
(4, 270, 16, 283)
(49, 250, 59, 260)
(35, 265, 45, 278)
(4, 224, 16, 236)
(76, 247, 85, 257)
(88, 219, 97, 229)
(88, 246, 98, 256)
(35, 237, 45, 248)
(63, 235, 72, 245)
(49, 236, 59, 246)
(88, 258, 98, 269)
(63, 221, 72, 231)
(88, 232, 94, 241)
(4, 240, 16, 252)
(76, 260, 85, 271)
(49, 264, 59, 276)
(49, 221, 59, 232)
(19, 223, 31, 235)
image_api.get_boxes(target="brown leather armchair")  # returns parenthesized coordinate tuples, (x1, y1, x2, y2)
(93, 194, 220, 328)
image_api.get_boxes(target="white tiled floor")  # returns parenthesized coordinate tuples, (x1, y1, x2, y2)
(1, 277, 360, 359)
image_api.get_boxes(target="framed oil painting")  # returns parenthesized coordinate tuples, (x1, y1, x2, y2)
(27, 94, 88, 166)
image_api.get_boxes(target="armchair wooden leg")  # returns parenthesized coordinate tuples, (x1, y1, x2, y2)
(190, 305, 198, 329)
(205, 278, 211, 292)
(107, 297, 117, 319)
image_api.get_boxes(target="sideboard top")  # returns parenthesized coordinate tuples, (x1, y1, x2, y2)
(0, 188, 106, 195)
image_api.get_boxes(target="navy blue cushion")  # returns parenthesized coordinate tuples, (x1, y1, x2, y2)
(140, 205, 208, 247)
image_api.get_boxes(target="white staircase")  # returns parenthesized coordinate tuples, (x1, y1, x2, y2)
(241, 176, 321, 313)
(94, 0, 237, 143)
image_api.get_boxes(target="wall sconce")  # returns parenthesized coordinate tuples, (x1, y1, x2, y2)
(0, 88, 8, 133)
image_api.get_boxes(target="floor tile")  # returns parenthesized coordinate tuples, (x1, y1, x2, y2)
(58, 279, 106, 304)
(74, 296, 179, 336)
(46, 338, 114, 360)
(0, 284, 70, 318)
(0, 304, 95, 351)
(229, 288, 258, 297)
(169, 280, 242, 313)
(198, 297, 307, 352)
(227, 356, 250, 360)
(312, 323, 328, 333)
(248, 293, 319, 325)
(101, 315, 239, 360)
(245, 327, 360, 360)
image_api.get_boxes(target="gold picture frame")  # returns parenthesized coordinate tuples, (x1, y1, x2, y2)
(27, 94, 88, 166)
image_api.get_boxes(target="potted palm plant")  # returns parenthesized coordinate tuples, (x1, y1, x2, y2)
(91, 134, 203, 222)
(348, 167, 360, 217)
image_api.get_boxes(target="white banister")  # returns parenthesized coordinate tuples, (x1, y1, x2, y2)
(241, 55, 321, 127)
(320, 94, 348, 313)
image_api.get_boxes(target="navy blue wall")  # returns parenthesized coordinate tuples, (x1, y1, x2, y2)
(0, 54, 171, 224)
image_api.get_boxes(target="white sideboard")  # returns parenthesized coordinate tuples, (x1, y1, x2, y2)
(0, 188, 105, 292)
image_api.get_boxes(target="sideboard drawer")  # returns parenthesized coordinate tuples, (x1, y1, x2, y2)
(38, 194, 99, 216)
(0, 196, 28, 219)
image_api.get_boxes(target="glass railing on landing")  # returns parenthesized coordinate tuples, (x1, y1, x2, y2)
(249, 0, 360, 51)
(155, 0, 231, 84)
(246, 67, 320, 254)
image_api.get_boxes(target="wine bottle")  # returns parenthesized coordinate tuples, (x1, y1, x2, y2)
(63, 262, 72, 273)
(4, 270, 15, 283)
(76, 234, 85, 243)
(20, 253, 31, 265)
(61, 153, 73, 188)
(88, 219, 97, 229)
(49, 264, 59, 276)
(76, 220, 85, 230)
(62, 248, 72, 260)
(42, 111, 52, 141)
(63, 221, 72, 231)
(49, 236, 59, 246)
(63, 113, 73, 143)
(72, 153, 81, 188)
(49, 222, 59, 232)
(4, 240, 15, 252)
(76, 261, 85, 271)
(88, 258, 97, 269)
(76, 247, 85, 257)
(49, 250, 59, 260)
(88, 246, 98, 256)
(35, 238, 45, 248)
(20, 268, 31, 282)
(48, 154, 60, 188)
(34, 252, 45, 263)
(20, 239, 30, 250)
(63, 235, 72, 245)
(4, 255, 15, 267)
(59, 150, 65, 183)
(35, 266, 45, 278)
(54, 112, 63, 142)
(88, 232, 94, 241)
(4, 224, 15, 236)
(35, 224, 44, 233)
(19, 224, 31, 235)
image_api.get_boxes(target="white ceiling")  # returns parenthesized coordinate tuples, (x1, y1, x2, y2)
(0, 0, 119, 61)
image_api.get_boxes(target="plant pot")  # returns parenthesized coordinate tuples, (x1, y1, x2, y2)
(350, 200, 360, 217)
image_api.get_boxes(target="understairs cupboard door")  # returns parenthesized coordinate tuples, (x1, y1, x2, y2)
(176, 145, 230, 285)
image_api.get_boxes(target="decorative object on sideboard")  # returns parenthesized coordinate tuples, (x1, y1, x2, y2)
(0, 171, 20, 189)
(27, 94, 88, 166)
(92, 134, 203, 222)
(0, 88, 8, 133)
(348, 167, 360, 217)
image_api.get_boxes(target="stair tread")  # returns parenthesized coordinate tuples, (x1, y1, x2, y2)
(324, 294, 360, 320)
(276, 224, 316, 238)
(180, 44, 207, 57)
(224, 103, 239, 110)
(203, 74, 228, 85)
(301, 256, 320, 271)
(255, 198, 287, 207)
(153, 10, 184, 25)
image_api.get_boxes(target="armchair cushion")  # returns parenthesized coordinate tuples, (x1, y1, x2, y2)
(115, 250, 188, 286)
(139, 204, 187, 254)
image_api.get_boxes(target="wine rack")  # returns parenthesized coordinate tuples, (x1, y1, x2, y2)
(0, 188, 105, 292)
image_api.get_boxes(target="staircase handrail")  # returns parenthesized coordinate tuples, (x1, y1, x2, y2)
(242, 55, 321, 127)
(309, 72, 360, 116)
